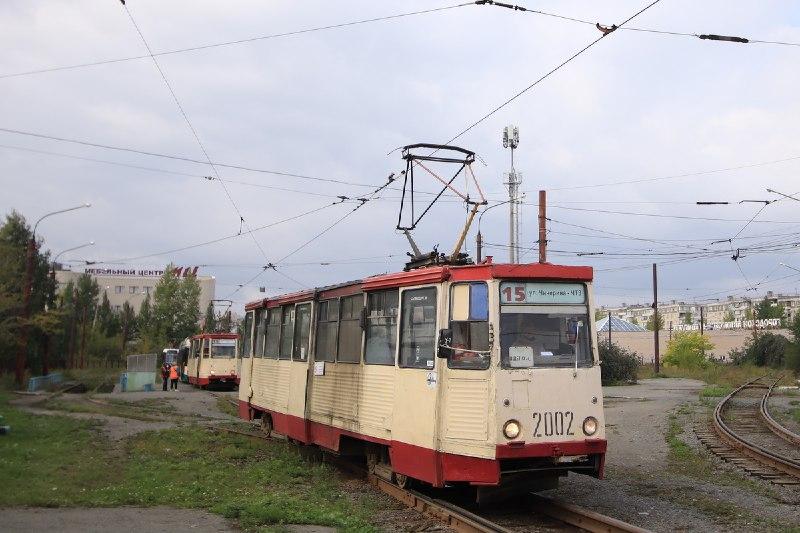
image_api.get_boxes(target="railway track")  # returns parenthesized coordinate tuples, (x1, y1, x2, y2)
(212, 421, 649, 532)
(695, 375, 800, 486)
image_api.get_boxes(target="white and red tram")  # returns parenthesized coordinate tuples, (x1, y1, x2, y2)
(187, 332, 240, 389)
(238, 259, 606, 494)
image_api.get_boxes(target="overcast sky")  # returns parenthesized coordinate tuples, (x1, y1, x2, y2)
(2, 0, 799, 312)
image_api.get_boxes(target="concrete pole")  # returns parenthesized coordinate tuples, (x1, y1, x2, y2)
(652, 263, 660, 374)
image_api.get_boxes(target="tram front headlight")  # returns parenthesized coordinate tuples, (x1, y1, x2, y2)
(582, 416, 598, 436)
(503, 419, 521, 440)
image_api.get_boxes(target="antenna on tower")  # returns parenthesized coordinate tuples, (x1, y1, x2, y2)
(502, 125, 521, 263)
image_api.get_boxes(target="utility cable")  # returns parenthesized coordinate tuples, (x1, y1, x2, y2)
(1, 2, 473, 80)
(479, 1, 800, 47)
(123, 2, 279, 278)
(443, 0, 663, 146)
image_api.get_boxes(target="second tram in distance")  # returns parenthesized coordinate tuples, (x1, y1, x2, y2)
(238, 259, 606, 498)
(186, 332, 241, 389)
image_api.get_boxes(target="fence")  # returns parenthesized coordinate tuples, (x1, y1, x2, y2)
(127, 353, 157, 372)
(122, 353, 158, 392)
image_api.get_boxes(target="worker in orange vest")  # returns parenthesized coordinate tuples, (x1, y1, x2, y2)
(169, 363, 180, 391)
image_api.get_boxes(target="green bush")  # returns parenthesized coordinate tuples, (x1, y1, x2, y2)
(663, 332, 714, 369)
(735, 332, 791, 368)
(599, 341, 640, 385)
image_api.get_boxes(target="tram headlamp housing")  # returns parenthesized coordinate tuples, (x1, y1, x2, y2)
(582, 416, 598, 436)
(503, 419, 521, 440)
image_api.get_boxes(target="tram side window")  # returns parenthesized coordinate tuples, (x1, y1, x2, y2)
(264, 308, 281, 359)
(202, 339, 210, 358)
(193, 340, 200, 359)
(253, 309, 265, 358)
(399, 287, 437, 369)
(292, 303, 311, 361)
(449, 282, 491, 370)
(279, 305, 295, 360)
(365, 289, 398, 365)
(314, 299, 338, 362)
(241, 311, 253, 359)
(337, 294, 364, 363)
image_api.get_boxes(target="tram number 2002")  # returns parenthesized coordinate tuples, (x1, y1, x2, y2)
(532, 411, 575, 437)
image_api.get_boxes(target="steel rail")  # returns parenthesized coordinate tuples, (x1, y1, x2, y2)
(210, 404, 648, 532)
(713, 376, 800, 480)
(529, 494, 652, 533)
(760, 376, 800, 445)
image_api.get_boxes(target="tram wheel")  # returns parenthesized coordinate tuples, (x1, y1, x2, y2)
(260, 415, 273, 437)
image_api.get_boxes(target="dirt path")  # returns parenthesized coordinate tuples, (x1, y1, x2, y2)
(0, 506, 238, 532)
(9, 383, 240, 440)
(544, 378, 800, 532)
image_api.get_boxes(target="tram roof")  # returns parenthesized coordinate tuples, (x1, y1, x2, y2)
(244, 260, 592, 310)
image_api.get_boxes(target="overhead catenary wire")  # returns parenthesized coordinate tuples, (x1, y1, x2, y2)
(122, 2, 284, 283)
(443, 0, 665, 146)
(0, 2, 474, 80)
(5, 1, 798, 82)
(478, 0, 800, 47)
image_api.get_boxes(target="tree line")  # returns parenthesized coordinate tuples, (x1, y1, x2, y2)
(1, 211, 234, 385)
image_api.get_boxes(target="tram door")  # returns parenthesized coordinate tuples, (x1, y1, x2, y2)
(390, 285, 441, 484)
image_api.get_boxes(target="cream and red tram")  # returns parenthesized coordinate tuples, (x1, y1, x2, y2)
(238, 260, 605, 494)
(187, 332, 240, 389)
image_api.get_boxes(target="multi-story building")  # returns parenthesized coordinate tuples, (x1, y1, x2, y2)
(600, 291, 800, 330)
(55, 266, 215, 316)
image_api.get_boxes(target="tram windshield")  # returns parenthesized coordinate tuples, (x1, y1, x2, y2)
(498, 282, 593, 369)
(210, 339, 236, 358)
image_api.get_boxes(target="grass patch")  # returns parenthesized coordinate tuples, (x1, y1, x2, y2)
(216, 396, 239, 418)
(792, 408, 800, 424)
(664, 405, 773, 496)
(699, 385, 732, 399)
(0, 392, 377, 530)
(39, 397, 168, 422)
(638, 362, 789, 388)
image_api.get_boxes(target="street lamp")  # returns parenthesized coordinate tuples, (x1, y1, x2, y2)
(16, 203, 91, 386)
(53, 241, 95, 265)
(475, 197, 524, 263)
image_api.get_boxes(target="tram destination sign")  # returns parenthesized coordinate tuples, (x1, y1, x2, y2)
(500, 282, 585, 305)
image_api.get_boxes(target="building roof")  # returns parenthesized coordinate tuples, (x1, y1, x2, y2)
(596, 315, 646, 332)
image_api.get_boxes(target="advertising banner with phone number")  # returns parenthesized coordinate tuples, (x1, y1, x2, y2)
(500, 282, 585, 305)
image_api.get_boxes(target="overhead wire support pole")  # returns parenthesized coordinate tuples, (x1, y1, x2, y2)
(538, 190, 547, 263)
(652, 263, 660, 374)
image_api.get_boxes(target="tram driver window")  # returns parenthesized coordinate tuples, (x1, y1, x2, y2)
(279, 305, 294, 360)
(399, 287, 437, 369)
(365, 289, 398, 365)
(448, 282, 490, 370)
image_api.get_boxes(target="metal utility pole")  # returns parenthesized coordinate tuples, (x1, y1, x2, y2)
(699, 306, 704, 336)
(476, 230, 483, 263)
(502, 125, 520, 263)
(652, 263, 660, 374)
(538, 190, 547, 263)
(607, 312, 612, 346)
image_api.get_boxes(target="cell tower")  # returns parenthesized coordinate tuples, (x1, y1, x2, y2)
(503, 125, 521, 263)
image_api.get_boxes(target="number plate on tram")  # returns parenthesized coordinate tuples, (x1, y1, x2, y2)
(532, 411, 575, 437)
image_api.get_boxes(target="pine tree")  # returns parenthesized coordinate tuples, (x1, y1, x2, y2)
(120, 301, 135, 354)
(203, 300, 216, 333)
(217, 310, 232, 333)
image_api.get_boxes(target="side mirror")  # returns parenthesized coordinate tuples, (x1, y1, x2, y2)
(437, 328, 453, 359)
